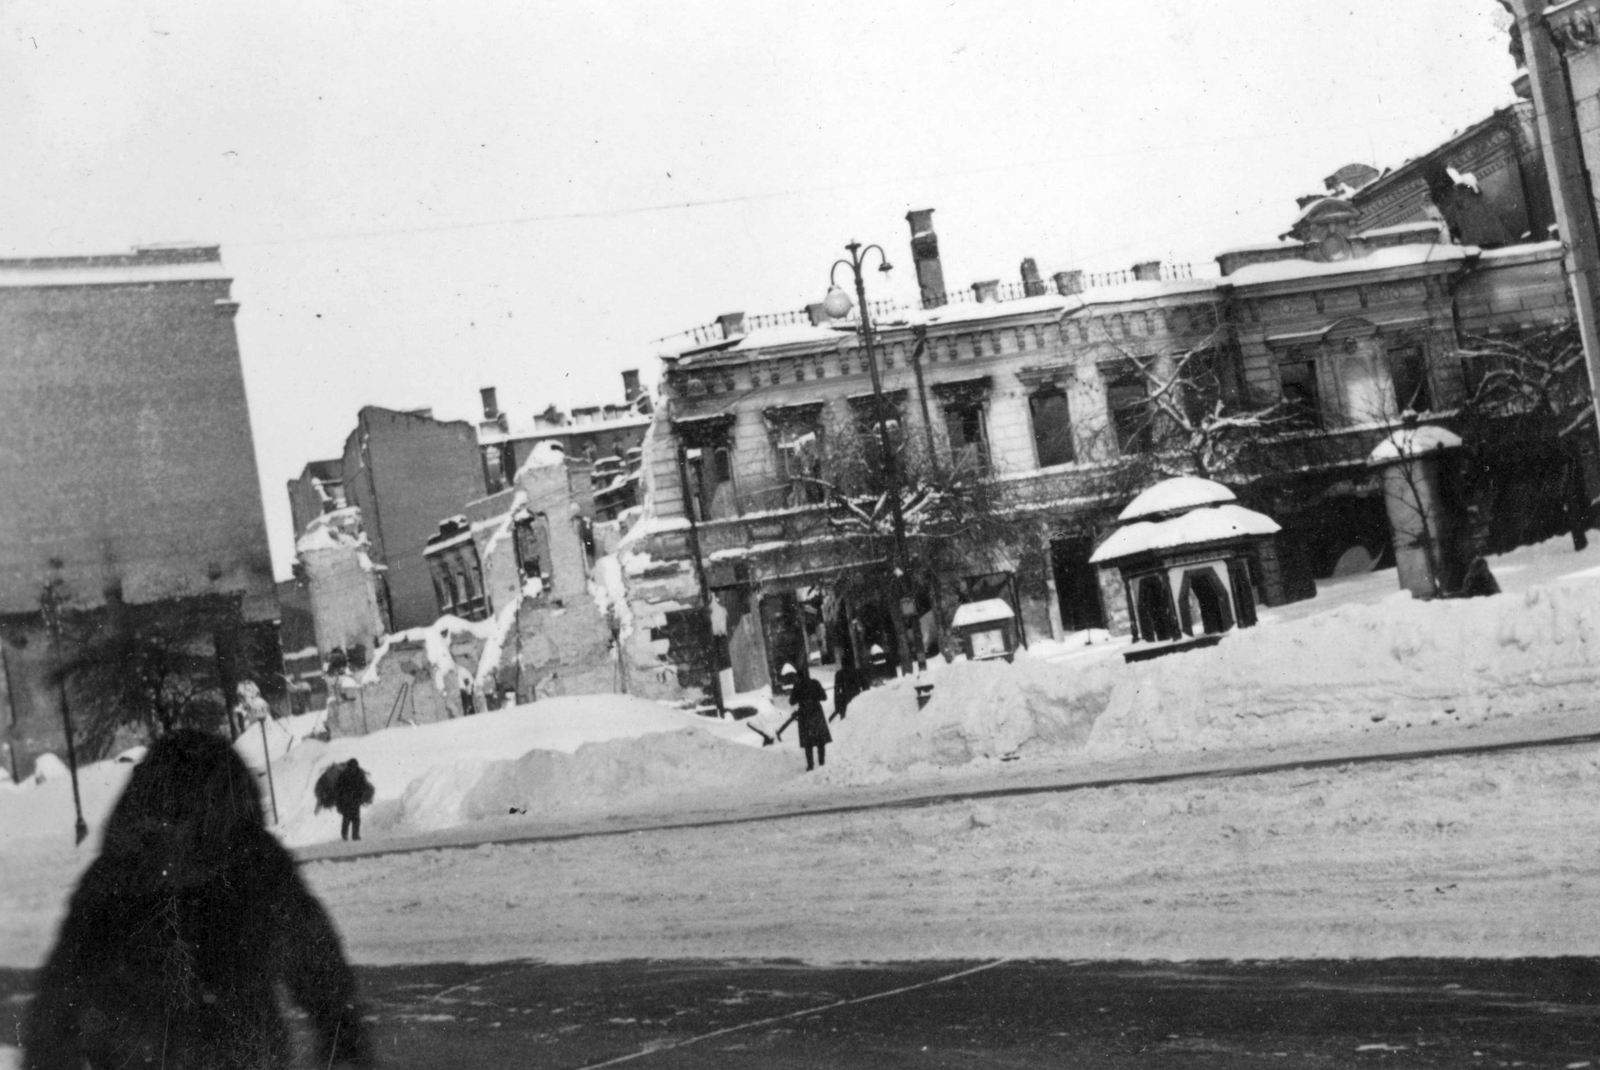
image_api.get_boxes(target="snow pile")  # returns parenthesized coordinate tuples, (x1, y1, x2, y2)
(1086, 578, 1600, 756)
(402, 728, 792, 831)
(294, 506, 366, 553)
(248, 695, 761, 846)
(836, 657, 1115, 775)
(30, 752, 70, 784)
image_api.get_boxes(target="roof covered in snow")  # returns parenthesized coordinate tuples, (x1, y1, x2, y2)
(0, 245, 231, 288)
(1368, 424, 1464, 464)
(950, 598, 1015, 629)
(1090, 503, 1281, 564)
(1118, 476, 1237, 523)
(1224, 242, 1474, 287)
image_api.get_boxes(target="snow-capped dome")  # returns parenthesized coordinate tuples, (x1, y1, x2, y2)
(1090, 504, 1280, 564)
(1117, 476, 1237, 523)
(1367, 425, 1462, 465)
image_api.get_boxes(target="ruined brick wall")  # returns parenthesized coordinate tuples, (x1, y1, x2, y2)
(341, 408, 485, 631)
(286, 459, 343, 540)
(0, 258, 276, 621)
(303, 545, 386, 657)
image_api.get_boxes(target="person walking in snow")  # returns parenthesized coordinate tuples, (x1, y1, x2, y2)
(315, 758, 375, 842)
(775, 666, 832, 771)
(829, 663, 869, 723)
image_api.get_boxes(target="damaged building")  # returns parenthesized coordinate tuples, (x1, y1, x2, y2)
(625, 156, 1583, 702)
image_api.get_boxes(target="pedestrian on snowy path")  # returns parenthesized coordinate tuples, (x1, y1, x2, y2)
(829, 664, 869, 723)
(775, 667, 832, 771)
(315, 759, 375, 842)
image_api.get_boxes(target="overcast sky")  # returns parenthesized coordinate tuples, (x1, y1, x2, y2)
(1, 1, 1518, 578)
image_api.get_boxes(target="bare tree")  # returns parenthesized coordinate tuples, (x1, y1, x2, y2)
(1457, 324, 1594, 553)
(54, 594, 240, 760)
(1085, 310, 1298, 484)
(792, 403, 1029, 668)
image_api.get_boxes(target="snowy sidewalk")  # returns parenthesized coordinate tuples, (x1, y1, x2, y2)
(296, 704, 1600, 863)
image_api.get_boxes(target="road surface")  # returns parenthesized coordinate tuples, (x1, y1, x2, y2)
(4, 958, 1598, 1068)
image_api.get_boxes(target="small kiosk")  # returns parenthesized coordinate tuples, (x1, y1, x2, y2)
(949, 598, 1019, 662)
(1090, 477, 1282, 660)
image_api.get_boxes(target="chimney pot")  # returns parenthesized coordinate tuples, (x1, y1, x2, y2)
(1132, 260, 1162, 282)
(621, 368, 641, 402)
(905, 208, 947, 309)
(717, 312, 746, 339)
(479, 386, 499, 420)
(1020, 258, 1047, 297)
(1053, 270, 1084, 296)
(972, 279, 1001, 303)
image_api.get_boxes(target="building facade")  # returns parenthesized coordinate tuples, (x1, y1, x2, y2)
(623, 197, 1578, 703)
(0, 245, 281, 770)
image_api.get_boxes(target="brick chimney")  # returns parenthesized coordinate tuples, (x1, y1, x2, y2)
(479, 386, 499, 420)
(906, 208, 947, 309)
(1053, 270, 1084, 296)
(1020, 258, 1047, 297)
(1132, 260, 1162, 282)
(621, 369, 641, 402)
(972, 280, 1001, 303)
(717, 312, 746, 339)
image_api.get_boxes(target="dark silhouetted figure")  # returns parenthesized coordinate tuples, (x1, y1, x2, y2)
(316, 759, 375, 842)
(23, 729, 372, 1070)
(776, 669, 832, 771)
(829, 664, 870, 723)
(1460, 556, 1502, 598)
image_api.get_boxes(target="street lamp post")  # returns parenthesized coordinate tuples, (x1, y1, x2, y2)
(825, 241, 918, 676)
(39, 578, 88, 845)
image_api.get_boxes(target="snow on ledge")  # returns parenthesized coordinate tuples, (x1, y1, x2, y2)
(1368, 425, 1463, 464)
(950, 598, 1015, 629)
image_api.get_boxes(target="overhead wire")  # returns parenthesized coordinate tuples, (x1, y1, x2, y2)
(221, 113, 1459, 250)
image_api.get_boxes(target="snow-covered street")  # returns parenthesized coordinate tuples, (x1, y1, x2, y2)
(4, 536, 1600, 970)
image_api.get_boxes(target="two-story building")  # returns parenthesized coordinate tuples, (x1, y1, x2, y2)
(621, 193, 1578, 704)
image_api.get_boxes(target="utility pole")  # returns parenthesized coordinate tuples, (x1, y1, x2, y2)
(40, 578, 88, 845)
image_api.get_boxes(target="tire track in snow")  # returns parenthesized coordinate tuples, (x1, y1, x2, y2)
(573, 957, 1013, 1067)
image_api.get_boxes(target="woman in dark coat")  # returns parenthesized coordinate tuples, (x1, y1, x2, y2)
(776, 668, 832, 771)
(24, 729, 372, 1070)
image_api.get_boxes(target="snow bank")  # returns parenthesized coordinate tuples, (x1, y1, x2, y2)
(403, 729, 794, 831)
(250, 695, 761, 846)
(1086, 578, 1600, 757)
(836, 657, 1115, 776)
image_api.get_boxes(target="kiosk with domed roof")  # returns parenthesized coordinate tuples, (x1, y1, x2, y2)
(1090, 477, 1292, 658)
